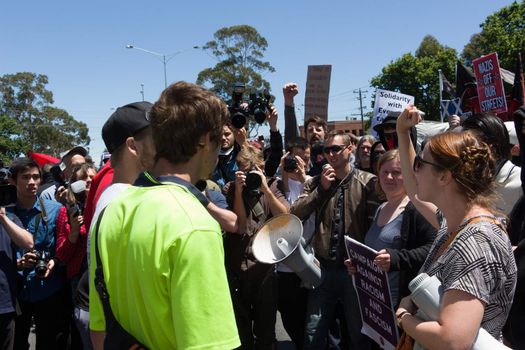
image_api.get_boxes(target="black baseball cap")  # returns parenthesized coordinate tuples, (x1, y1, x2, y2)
(373, 111, 401, 133)
(60, 146, 88, 160)
(102, 101, 152, 153)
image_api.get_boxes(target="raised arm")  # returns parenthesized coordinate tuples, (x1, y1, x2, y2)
(283, 83, 300, 145)
(396, 106, 439, 228)
(265, 105, 283, 177)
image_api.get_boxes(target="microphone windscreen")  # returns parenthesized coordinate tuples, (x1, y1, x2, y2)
(71, 180, 86, 194)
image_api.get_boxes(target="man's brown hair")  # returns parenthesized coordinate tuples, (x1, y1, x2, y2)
(150, 82, 229, 164)
(326, 130, 351, 146)
(304, 115, 328, 134)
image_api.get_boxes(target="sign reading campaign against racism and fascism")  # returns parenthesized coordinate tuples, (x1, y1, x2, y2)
(304, 65, 332, 121)
(473, 52, 508, 114)
(345, 236, 398, 350)
(372, 89, 414, 138)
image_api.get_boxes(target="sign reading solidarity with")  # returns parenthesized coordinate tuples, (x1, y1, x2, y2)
(304, 65, 332, 121)
(345, 236, 398, 350)
(372, 89, 414, 138)
(473, 52, 508, 114)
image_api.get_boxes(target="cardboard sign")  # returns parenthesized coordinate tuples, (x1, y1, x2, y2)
(472, 52, 508, 114)
(345, 236, 398, 350)
(372, 89, 414, 138)
(304, 65, 332, 121)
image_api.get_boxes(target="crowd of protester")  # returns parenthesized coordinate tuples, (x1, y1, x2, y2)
(0, 80, 523, 350)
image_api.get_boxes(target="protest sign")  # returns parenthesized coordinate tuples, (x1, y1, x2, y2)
(472, 52, 508, 114)
(304, 65, 332, 121)
(345, 236, 398, 349)
(372, 89, 414, 138)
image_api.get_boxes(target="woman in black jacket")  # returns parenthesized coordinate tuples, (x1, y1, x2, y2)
(345, 149, 436, 306)
(503, 105, 525, 348)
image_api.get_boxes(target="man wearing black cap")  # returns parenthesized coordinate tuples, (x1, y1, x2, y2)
(82, 101, 156, 349)
(91, 101, 155, 226)
(374, 111, 418, 151)
(86, 101, 155, 265)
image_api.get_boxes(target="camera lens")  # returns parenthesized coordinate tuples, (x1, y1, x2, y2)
(253, 109, 267, 124)
(35, 261, 47, 277)
(231, 112, 247, 129)
(245, 172, 262, 192)
(284, 155, 298, 173)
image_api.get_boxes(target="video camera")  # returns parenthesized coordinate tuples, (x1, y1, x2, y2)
(67, 180, 87, 217)
(50, 162, 67, 188)
(228, 83, 273, 129)
(0, 167, 17, 207)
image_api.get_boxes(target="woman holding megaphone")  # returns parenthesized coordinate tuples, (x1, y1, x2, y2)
(393, 106, 516, 349)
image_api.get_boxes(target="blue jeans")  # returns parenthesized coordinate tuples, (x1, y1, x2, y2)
(304, 263, 373, 349)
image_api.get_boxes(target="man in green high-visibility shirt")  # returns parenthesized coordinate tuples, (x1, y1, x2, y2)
(89, 81, 240, 350)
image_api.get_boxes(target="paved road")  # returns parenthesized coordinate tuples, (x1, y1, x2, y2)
(276, 311, 297, 350)
(28, 312, 297, 349)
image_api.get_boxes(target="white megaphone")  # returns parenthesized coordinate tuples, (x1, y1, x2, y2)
(408, 273, 511, 350)
(252, 214, 322, 289)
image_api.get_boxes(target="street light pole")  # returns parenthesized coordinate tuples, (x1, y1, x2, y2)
(162, 55, 167, 88)
(126, 44, 199, 88)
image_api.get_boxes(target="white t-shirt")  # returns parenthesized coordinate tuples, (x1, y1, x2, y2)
(87, 183, 130, 269)
(278, 178, 315, 273)
(495, 160, 522, 215)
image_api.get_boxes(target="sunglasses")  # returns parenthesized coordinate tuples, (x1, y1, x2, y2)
(413, 154, 445, 172)
(323, 144, 348, 155)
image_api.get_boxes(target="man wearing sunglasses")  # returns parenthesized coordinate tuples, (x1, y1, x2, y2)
(291, 130, 379, 349)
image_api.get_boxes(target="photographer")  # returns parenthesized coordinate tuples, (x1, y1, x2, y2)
(223, 144, 289, 350)
(57, 163, 97, 280)
(276, 136, 312, 348)
(40, 146, 87, 205)
(280, 137, 311, 199)
(7, 158, 70, 350)
(0, 165, 34, 350)
(212, 124, 247, 189)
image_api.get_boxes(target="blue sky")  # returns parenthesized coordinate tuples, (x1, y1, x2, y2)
(1, 0, 515, 160)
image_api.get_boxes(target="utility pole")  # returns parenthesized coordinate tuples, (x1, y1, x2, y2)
(352, 88, 368, 135)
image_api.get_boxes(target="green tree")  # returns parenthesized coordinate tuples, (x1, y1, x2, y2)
(0, 114, 27, 164)
(196, 25, 275, 101)
(0, 72, 90, 158)
(370, 35, 457, 120)
(462, 1, 525, 69)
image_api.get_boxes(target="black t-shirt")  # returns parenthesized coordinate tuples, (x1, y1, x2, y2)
(74, 269, 89, 311)
(0, 213, 23, 314)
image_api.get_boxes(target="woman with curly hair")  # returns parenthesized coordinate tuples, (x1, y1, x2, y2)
(394, 106, 517, 349)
